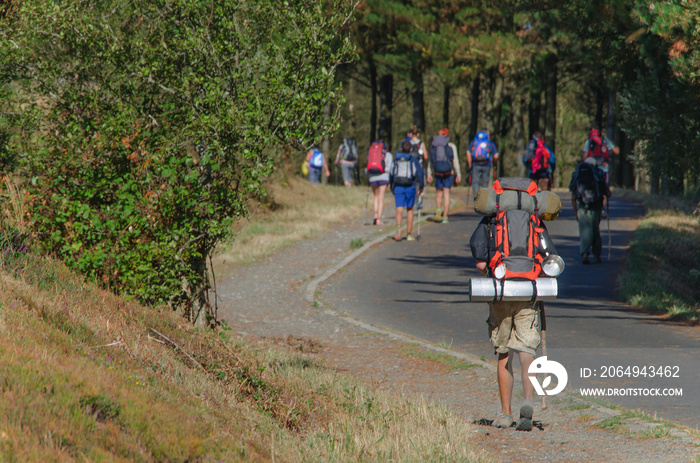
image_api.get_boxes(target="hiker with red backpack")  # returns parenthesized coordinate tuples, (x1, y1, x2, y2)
(305, 146, 330, 184)
(366, 140, 393, 225)
(467, 130, 499, 200)
(522, 131, 555, 191)
(427, 128, 461, 223)
(469, 178, 559, 432)
(582, 124, 618, 216)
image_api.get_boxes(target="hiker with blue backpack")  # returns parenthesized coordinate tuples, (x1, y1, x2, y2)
(391, 140, 424, 241)
(467, 130, 499, 199)
(305, 146, 330, 184)
(427, 128, 461, 223)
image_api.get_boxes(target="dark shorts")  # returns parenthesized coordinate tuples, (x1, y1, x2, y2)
(435, 174, 453, 190)
(393, 185, 416, 209)
(369, 179, 390, 187)
(529, 168, 550, 180)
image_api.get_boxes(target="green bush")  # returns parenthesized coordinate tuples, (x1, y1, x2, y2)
(0, 0, 355, 323)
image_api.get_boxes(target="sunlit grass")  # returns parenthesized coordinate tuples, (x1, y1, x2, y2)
(616, 190, 700, 323)
(213, 176, 369, 267)
(0, 248, 491, 461)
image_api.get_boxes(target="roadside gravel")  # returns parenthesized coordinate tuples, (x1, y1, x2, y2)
(215, 199, 700, 463)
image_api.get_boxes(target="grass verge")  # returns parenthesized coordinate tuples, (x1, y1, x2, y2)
(0, 247, 490, 461)
(615, 189, 700, 323)
(213, 177, 369, 268)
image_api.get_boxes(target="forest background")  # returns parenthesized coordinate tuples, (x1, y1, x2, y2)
(1, 0, 700, 325)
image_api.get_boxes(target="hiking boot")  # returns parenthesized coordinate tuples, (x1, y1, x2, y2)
(582, 253, 590, 265)
(516, 400, 533, 432)
(493, 414, 514, 429)
(594, 256, 602, 263)
(442, 216, 449, 223)
(406, 235, 415, 242)
(434, 209, 443, 221)
(393, 235, 402, 242)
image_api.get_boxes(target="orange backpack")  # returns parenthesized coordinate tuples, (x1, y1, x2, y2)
(488, 178, 545, 280)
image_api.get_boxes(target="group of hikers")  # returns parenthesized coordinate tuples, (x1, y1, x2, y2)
(304, 123, 618, 431)
(305, 123, 615, 260)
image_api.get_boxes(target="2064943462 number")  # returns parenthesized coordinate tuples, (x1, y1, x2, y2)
(600, 365, 680, 378)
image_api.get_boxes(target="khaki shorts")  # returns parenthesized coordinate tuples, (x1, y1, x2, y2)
(487, 301, 541, 356)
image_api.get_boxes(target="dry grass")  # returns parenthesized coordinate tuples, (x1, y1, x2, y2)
(0, 254, 492, 461)
(213, 177, 369, 268)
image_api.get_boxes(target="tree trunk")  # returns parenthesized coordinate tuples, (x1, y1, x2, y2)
(486, 67, 505, 177)
(369, 55, 378, 145)
(544, 53, 557, 152)
(321, 102, 331, 185)
(470, 75, 480, 141)
(443, 84, 450, 128)
(410, 68, 425, 133)
(595, 87, 605, 129)
(528, 91, 541, 138)
(514, 96, 527, 177)
(379, 73, 394, 147)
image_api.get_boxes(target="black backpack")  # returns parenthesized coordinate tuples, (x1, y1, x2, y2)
(341, 137, 358, 162)
(569, 161, 606, 206)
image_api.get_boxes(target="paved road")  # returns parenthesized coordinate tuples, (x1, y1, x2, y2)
(320, 191, 700, 428)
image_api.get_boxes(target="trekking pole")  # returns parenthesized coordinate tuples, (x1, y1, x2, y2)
(417, 194, 423, 241)
(540, 301, 548, 410)
(607, 199, 611, 261)
(334, 164, 338, 186)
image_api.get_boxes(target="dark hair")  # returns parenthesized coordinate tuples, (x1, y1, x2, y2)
(409, 125, 420, 136)
(400, 140, 412, 153)
(533, 131, 544, 140)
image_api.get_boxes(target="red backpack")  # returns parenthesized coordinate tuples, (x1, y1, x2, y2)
(531, 140, 549, 172)
(488, 178, 545, 281)
(367, 141, 386, 174)
(586, 129, 609, 160)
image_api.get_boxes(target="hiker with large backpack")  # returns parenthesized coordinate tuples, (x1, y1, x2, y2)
(523, 131, 555, 191)
(334, 137, 359, 187)
(390, 140, 424, 241)
(467, 130, 499, 199)
(427, 128, 461, 223)
(569, 158, 611, 264)
(403, 125, 428, 180)
(305, 146, 330, 184)
(366, 140, 393, 225)
(583, 124, 618, 216)
(469, 177, 561, 432)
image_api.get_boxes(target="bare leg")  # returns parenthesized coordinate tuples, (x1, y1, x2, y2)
(406, 208, 414, 235)
(436, 188, 444, 211)
(371, 185, 380, 219)
(443, 188, 451, 217)
(518, 351, 536, 402)
(394, 206, 404, 239)
(497, 352, 514, 417)
(376, 184, 387, 220)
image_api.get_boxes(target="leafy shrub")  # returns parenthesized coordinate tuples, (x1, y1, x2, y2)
(0, 0, 355, 324)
